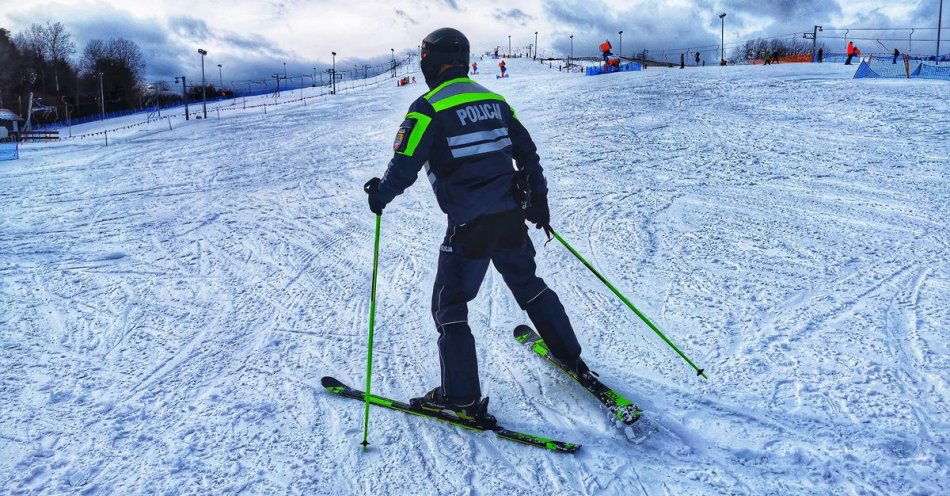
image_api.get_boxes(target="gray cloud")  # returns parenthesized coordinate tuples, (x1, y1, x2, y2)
(495, 8, 535, 26)
(169, 16, 212, 41)
(715, 0, 841, 20)
(220, 32, 288, 57)
(2, 0, 930, 81)
(542, 0, 720, 56)
(395, 9, 419, 25)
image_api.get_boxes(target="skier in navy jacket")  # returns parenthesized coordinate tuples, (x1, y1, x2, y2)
(364, 28, 586, 425)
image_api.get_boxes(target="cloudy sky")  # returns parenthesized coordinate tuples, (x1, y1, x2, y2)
(1, 1, 942, 81)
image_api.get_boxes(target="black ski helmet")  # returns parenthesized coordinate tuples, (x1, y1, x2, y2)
(420, 28, 470, 88)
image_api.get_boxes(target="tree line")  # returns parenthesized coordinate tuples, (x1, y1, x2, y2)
(732, 37, 827, 63)
(0, 22, 148, 126)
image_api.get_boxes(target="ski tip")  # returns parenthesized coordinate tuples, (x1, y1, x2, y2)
(550, 441, 582, 453)
(321, 376, 345, 389)
(697, 369, 708, 380)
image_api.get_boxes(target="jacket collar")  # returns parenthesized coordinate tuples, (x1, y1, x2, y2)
(427, 66, 469, 90)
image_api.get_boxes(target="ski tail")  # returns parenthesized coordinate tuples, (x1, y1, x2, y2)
(321, 376, 580, 453)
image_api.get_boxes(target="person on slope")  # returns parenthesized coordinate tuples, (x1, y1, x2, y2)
(845, 41, 861, 65)
(498, 59, 507, 78)
(471, 62, 478, 74)
(363, 28, 587, 425)
(694, 51, 701, 66)
(599, 39, 613, 63)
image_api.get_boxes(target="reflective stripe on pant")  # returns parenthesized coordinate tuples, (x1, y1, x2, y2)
(431, 212, 581, 404)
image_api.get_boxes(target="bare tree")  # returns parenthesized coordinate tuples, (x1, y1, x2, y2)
(107, 38, 145, 77)
(13, 23, 45, 58)
(80, 39, 106, 75)
(733, 37, 823, 63)
(42, 22, 75, 92)
(80, 38, 147, 113)
(43, 22, 75, 62)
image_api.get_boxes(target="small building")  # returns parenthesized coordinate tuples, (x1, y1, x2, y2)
(0, 109, 24, 139)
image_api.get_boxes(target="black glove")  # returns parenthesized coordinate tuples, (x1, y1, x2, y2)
(525, 194, 552, 238)
(363, 177, 385, 216)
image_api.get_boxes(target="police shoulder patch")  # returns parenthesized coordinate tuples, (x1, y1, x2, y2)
(393, 119, 415, 153)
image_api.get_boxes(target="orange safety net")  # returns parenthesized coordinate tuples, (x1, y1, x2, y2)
(751, 53, 814, 65)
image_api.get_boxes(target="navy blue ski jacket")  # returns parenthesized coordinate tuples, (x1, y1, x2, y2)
(375, 68, 546, 226)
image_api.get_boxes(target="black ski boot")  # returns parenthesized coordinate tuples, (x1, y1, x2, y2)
(560, 357, 599, 389)
(410, 387, 497, 428)
(562, 357, 640, 424)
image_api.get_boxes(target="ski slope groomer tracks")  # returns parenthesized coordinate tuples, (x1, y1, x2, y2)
(1, 57, 946, 495)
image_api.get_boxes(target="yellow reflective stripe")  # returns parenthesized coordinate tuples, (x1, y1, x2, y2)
(510, 106, 520, 121)
(423, 78, 475, 100)
(397, 112, 432, 157)
(431, 93, 506, 112)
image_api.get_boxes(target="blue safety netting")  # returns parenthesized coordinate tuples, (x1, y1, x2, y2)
(917, 63, 950, 81)
(0, 141, 18, 161)
(853, 59, 919, 78)
(586, 62, 642, 76)
(854, 59, 950, 81)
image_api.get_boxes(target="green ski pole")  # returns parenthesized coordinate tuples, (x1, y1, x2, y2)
(550, 229, 708, 380)
(361, 214, 382, 449)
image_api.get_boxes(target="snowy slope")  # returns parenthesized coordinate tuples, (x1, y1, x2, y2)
(1, 58, 947, 495)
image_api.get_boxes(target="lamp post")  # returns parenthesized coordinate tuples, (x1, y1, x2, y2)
(938, 0, 944, 61)
(570, 34, 574, 64)
(534, 31, 538, 60)
(391, 48, 396, 77)
(283, 62, 287, 79)
(61, 95, 71, 136)
(197, 48, 207, 118)
(331, 51, 337, 95)
(175, 76, 189, 120)
(508, 35, 511, 55)
(719, 13, 727, 64)
(807, 25, 823, 60)
(619, 30, 623, 59)
(217, 64, 223, 88)
(98, 71, 105, 120)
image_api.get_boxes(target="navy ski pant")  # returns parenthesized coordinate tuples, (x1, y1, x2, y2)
(431, 209, 581, 404)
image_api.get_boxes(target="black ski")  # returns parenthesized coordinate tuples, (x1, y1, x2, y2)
(514, 325, 643, 425)
(321, 376, 580, 453)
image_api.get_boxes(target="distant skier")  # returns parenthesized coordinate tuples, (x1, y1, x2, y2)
(498, 59, 507, 78)
(599, 39, 613, 63)
(680, 53, 685, 69)
(892, 48, 900, 64)
(817, 47, 824, 63)
(363, 27, 587, 425)
(471, 62, 478, 74)
(845, 41, 860, 65)
(694, 51, 701, 66)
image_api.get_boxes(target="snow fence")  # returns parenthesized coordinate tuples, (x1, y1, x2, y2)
(854, 58, 950, 81)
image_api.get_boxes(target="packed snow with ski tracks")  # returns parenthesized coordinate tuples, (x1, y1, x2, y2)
(1, 57, 947, 495)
